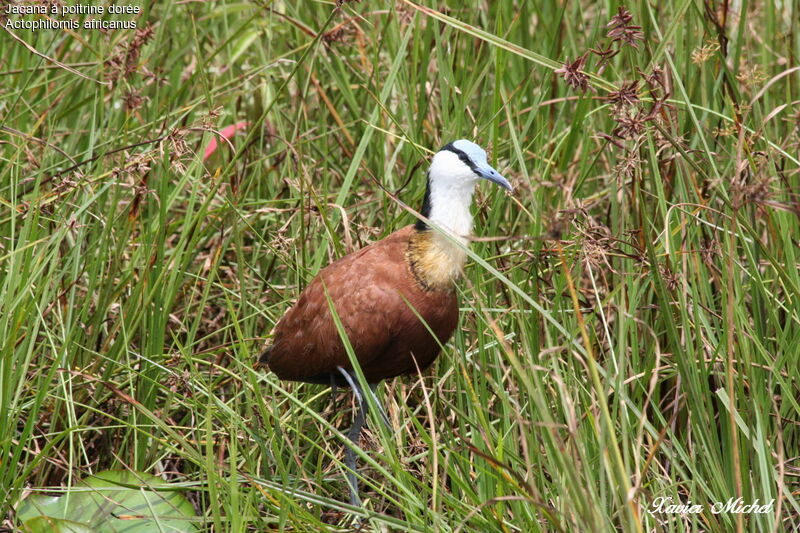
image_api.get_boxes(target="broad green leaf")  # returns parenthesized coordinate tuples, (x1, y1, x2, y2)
(17, 470, 197, 533)
(21, 516, 96, 533)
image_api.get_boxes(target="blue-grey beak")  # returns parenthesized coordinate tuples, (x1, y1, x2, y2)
(475, 165, 513, 192)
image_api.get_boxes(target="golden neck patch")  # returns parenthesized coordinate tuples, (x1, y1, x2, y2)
(407, 230, 468, 290)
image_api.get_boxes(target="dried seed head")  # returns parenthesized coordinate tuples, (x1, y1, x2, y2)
(612, 110, 648, 139)
(606, 80, 640, 111)
(577, 223, 616, 271)
(590, 45, 619, 73)
(167, 127, 190, 158)
(713, 123, 737, 138)
(131, 25, 154, 48)
(201, 106, 223, 130)
(659, 264, 680, 292)
(612, 149, 641, 183)
(123, 89, 143, 112)
(733, 174, 775, 209)
(691, 41, 720, 64)
(736, 63, 768, 88)
(606, 7, 644, 49)
(639, 64, 666, 90)
(607, 6, 633, 27)
(104, 24, 155, 86)
(555, 53, 591, 93)
(123, 153, 152, 177)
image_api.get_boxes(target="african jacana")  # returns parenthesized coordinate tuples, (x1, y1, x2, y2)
(261, 140, 512, 505)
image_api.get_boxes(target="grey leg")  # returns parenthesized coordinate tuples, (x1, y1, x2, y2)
(337, 367, 366, 507)
(329, 373, 338, 408)
(335, 369, 393, 506)
(344, 401, 365, 507)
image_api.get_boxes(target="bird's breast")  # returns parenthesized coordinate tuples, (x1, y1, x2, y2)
(406, 229, 468, 291)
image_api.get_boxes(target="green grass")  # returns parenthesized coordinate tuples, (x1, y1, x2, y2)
(2, 0, 799, 531)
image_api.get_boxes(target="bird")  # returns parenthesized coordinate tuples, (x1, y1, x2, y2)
(260, 139, 512, 506)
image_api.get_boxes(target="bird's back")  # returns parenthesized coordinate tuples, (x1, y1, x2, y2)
(262, 225, 459, 385)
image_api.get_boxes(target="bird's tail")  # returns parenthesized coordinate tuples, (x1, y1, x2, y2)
(256, 346, 272, 368)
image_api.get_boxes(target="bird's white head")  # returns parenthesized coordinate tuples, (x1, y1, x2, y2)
(418, 140, 512, 239)
(429, 140, 512, 193)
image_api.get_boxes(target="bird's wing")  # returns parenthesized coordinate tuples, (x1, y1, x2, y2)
(266, 226, 417, 382)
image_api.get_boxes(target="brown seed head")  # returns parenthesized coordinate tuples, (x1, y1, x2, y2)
(606, 80, 640, 111)
(555, 53, 591, 93)
(606, 7, 644, 49)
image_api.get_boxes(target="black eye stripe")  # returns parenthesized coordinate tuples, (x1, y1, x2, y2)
(441, 142, 479, 173)
(416, 143, 484, 232)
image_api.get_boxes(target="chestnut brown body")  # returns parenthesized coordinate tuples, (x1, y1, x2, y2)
(262, 225, 459, 385)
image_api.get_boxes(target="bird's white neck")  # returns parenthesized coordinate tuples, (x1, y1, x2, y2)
(426, 179, 475, 245)
(407, 168, 476, 290)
